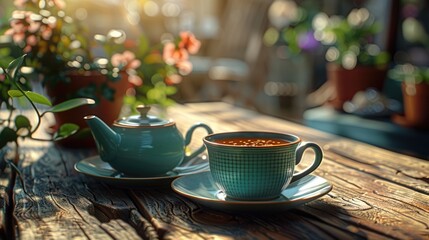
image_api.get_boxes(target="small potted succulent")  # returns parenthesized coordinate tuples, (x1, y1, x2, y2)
(312, 8, 390, 110)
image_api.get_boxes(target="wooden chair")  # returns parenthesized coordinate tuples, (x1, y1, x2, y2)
(182, 0, 273, 109)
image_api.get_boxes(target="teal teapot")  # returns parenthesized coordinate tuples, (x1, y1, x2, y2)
(84, 105, 213, 177)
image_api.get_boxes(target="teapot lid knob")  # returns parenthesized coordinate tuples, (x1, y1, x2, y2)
(114, 104, 172, 127)
(137, 105, 151, 119)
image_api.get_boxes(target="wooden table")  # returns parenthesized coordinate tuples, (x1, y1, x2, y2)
(1, 102, 429, 239)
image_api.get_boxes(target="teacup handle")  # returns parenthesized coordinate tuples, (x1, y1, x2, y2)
(291, 142, 323, 182)
(183, 123, 213, 162)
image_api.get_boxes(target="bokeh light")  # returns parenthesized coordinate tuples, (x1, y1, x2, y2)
(325, 47, 339, 62)
(342, 51, 357, 69)
(143, 1, 160, 17)
(403, 17, 426, 43)
(347, 8, 369, 27)
(268, 0, 299, 29)
(161, 2, 181, 17)
(75, 8, 88, 20)
(263, 27, 279, 46)
(312, 12, 329, 31)
(367, 44, 380, 56)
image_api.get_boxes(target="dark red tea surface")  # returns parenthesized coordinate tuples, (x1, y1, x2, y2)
(214, 137, 290, 146)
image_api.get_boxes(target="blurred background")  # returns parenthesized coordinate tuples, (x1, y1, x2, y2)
(1, 0, 428, 159)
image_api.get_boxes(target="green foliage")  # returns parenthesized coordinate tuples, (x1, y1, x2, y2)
(388, 64, 429, 85)
(2, 0, 200, 111)
(0, 127, 18, 149)
(48, 98, 96, 113)
(53, 123, 79, 140)
(0, 54, 94, 150)
(313, 8, 390, 69)
(8, 90, 52, 106)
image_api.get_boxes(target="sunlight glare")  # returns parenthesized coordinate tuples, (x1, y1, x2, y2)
(75, 8, 88, 20)
(144, 1, 159, 17)
(162, 2, 181, 17)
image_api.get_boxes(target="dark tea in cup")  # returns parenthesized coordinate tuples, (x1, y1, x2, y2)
(213, 137, 290, 147)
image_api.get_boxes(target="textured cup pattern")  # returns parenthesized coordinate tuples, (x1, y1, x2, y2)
(208, 144, 297, 200)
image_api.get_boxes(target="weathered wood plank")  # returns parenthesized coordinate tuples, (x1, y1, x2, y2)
(129, 156, 429, 239)
(131, 189, 392, 240)
(13, 144, 150, 239)
(324, 141, 429, 194)
(8, 102, 429, 240)
(156, 102, 429, 239)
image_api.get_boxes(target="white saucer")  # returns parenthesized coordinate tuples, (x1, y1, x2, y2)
(74, 155, 209, 187)
(171, 171, 332, 212)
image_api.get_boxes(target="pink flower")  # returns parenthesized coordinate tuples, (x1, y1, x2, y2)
(162, 42, 189, 65)
(28, 20, 41, 33)
(128, 74, 143, 87)
(165, 74, 182, 85)
(178, 31, 201, 54)
(27, 35, 37, 45)
(5, 11, 52, 45)
(15, 0, 66, 9)
(6, 11, 31, 43)
(23, 44, 32, 53)
(111, 50, 141, 70)
(40, 24, 54, 40)
(176, 60, 193, 75)
(50, 0, 66, 9)
(13, 0, 32, 8)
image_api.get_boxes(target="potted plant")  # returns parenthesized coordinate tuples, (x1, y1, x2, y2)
(1, 55, 93, 233)
(387, 11, 429, 129)
(312, 8, 390, 110)
(1, 0, 201, 147)
(389, 64, 429, 129)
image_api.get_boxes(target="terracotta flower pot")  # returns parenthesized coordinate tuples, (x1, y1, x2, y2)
(46, 71, 130, 148)
(399, 82, 429, 129)
(327, 63, 387, 110)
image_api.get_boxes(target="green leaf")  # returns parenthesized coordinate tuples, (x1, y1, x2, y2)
(138, 34, 150, 56)
(53, 123, 79, 140)
(47, 98, 95, 113)
(165, 86, 178, 95)
(7, 54, 26, 80)
(8, 90, 53, 106)
(7, 89, 23, 98)
(0, 127, 18, 149)
(26, 92, 52, 106)
(14, 115, 31, 130)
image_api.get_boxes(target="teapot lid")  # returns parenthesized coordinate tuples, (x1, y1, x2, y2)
(113, 105, 173, 128)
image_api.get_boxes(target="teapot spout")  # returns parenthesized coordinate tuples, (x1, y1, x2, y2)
(84, 115, 120, 163)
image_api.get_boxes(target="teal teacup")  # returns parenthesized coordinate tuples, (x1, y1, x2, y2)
(203, 131, 323, 201)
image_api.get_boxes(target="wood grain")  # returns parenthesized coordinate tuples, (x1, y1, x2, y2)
(4, 102, 429, 239)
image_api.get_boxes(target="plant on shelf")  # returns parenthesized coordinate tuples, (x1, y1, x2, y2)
(311, 7, 391, 110)
(126, 31, 201, 110)
(1, 0, 201, 146)
(389, 64, 429, 85)
(1, 54, 94, 181)
(388, 15, 429, 129)
(1, 0, 200, 110)
(1, 0, 137, 99)
(312, 7, 389, 69)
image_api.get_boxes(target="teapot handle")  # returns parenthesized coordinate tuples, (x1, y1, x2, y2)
(183, 123, 213, 162)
